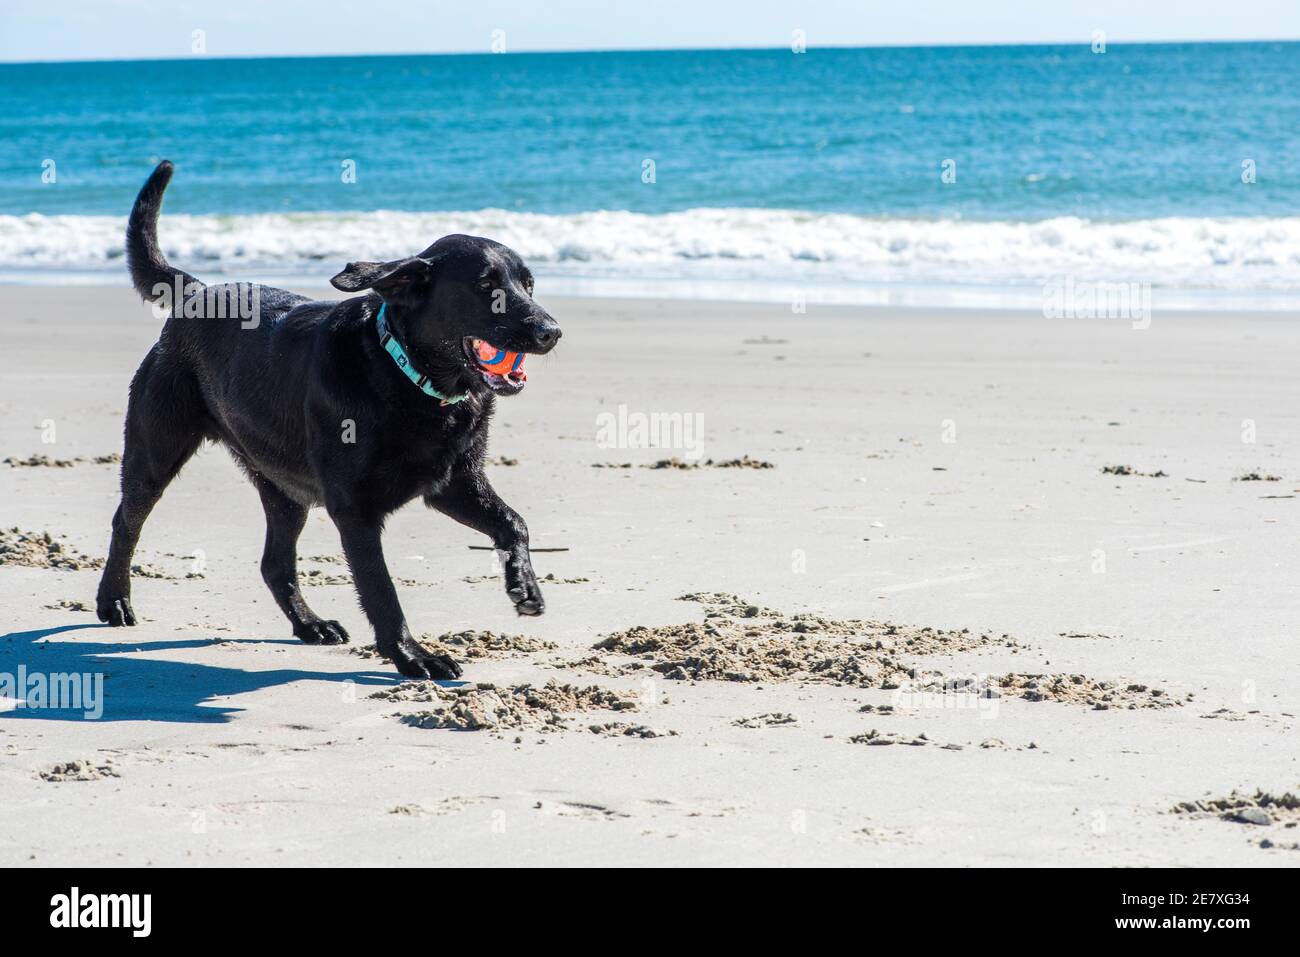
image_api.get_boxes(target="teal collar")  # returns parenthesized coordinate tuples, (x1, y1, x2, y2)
(374, 303, 468, 406)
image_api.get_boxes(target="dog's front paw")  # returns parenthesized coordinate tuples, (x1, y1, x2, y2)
(501, 564, 543, 616)
(294, 619, 350, 645)
(392, 649, 463, 681)
(380, 630, 464, 681)
(507, 575, 545, 616)
(96, 595, 137, 627)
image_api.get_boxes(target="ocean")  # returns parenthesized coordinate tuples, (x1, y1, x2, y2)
(2, 43, 1299, 305)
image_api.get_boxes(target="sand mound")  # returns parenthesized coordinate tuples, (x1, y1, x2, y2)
(4, 453, 119, 468)
(849, 730, 1031, 751)
(389, 796, 498, 816)
(1172, 789, 1300, 826)
(991, 673, 1186, 710)
(39, 759, 118, 782)
(299, 569, 354, 586)
(647, 456, 775, 470)
(594, 457, 775, 470)
(43, 599, 91, 612)
(299, 566, 417, 587)
(377, 680, 640, 733)
(733, 712, 797, 728)
(130, 562, 200, 581)
(898, 671, 1185, 710)
(587, 722, 677, 738)
(849, 729, 936, 747)
(678, 591, 782, 616)
(586, 593, 1016, 688)
(582, 595, 1182, 711)
(0, 528, 192, 578)
(429, 630, 558, 657)
(0, 528, 103, 571)
(353, 629, 556, 662)
(1101, 464, 1167, 478)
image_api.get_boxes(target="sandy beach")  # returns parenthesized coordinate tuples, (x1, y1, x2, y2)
(1, 284, 1297, 866)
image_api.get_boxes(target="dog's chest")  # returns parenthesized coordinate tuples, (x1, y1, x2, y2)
(375, 413, 481, 506)
(394, 446, 458, 498)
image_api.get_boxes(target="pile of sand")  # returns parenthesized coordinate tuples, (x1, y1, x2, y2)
(587, 722, 676, 738)
(376, 680, 640, 733)
(353, 629, 556, 662)
(428, 630, 558, 658)
(849, 729, 939, 747)
(647, 456, 775, 470)
(585, 593, 1016, 688)
(579, 595, 1185, 717)
(4, 453, 119, 468)
(474, 573, 588, 584)
(849, 730, 1029, 751)
(299, 569, 354, 586)
(594, 457, 775, 470)
(131, 562, 201, 581)
(368, 683, 445, 703)
(39, 760, 119, 782)
(1101, 464, 1167, 478)
(300, 567, 419, 587)
(1173, 789, 1300, 827)
(992, 673, 1186, 710)
(733, 713, 797, 728)
(389, 796, 498, 816)
(43, 599, 91, 612)
(0, 528, 103, 571)
(679, 592, 781, 616)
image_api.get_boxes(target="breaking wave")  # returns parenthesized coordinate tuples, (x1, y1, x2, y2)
(3, 208, 1300, 296)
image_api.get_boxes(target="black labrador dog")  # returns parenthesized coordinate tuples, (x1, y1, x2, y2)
(96, 161, 561, 680)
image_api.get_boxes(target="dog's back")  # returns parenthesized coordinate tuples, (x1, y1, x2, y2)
(125, 163, 353, 482)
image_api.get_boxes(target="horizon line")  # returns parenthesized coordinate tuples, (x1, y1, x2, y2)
(2, 36, 1298, 67)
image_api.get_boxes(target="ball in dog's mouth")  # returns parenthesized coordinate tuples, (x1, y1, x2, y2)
(463, 337, 527, 395)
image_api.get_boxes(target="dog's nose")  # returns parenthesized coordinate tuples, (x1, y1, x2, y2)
(532, 322, 562, 351)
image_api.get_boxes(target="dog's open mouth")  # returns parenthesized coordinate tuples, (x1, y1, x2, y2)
(463, 337, 528, 395)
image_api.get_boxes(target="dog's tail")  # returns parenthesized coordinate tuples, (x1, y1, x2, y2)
(126, 160, 201, 302)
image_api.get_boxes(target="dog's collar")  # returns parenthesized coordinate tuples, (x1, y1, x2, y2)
(374, 303, 468, 406)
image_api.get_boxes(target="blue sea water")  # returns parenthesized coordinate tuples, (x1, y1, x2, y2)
(2, 43, 1299, 302)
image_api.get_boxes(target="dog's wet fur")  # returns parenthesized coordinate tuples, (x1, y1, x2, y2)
(95, 161, 561, 679)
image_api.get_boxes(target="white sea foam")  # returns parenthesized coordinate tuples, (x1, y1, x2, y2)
(3, 208, 1300, 304)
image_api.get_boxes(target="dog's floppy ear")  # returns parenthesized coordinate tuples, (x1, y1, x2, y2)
(330, 256, 432, 294)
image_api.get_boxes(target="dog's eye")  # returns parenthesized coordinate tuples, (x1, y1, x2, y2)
(478, 279, 493, 292)
(524, 279, 535, 295)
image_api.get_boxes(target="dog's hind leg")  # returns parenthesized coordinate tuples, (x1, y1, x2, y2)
(96, 350, 205, 626)
(255, 479, 348, 645)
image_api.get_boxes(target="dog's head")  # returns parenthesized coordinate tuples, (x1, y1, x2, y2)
(330, 234, 561, 398)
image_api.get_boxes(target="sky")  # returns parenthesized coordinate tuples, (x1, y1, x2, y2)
(3, 0, 1299, 62)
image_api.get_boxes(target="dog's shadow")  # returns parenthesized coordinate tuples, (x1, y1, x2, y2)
(0, 622, 404, 724)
